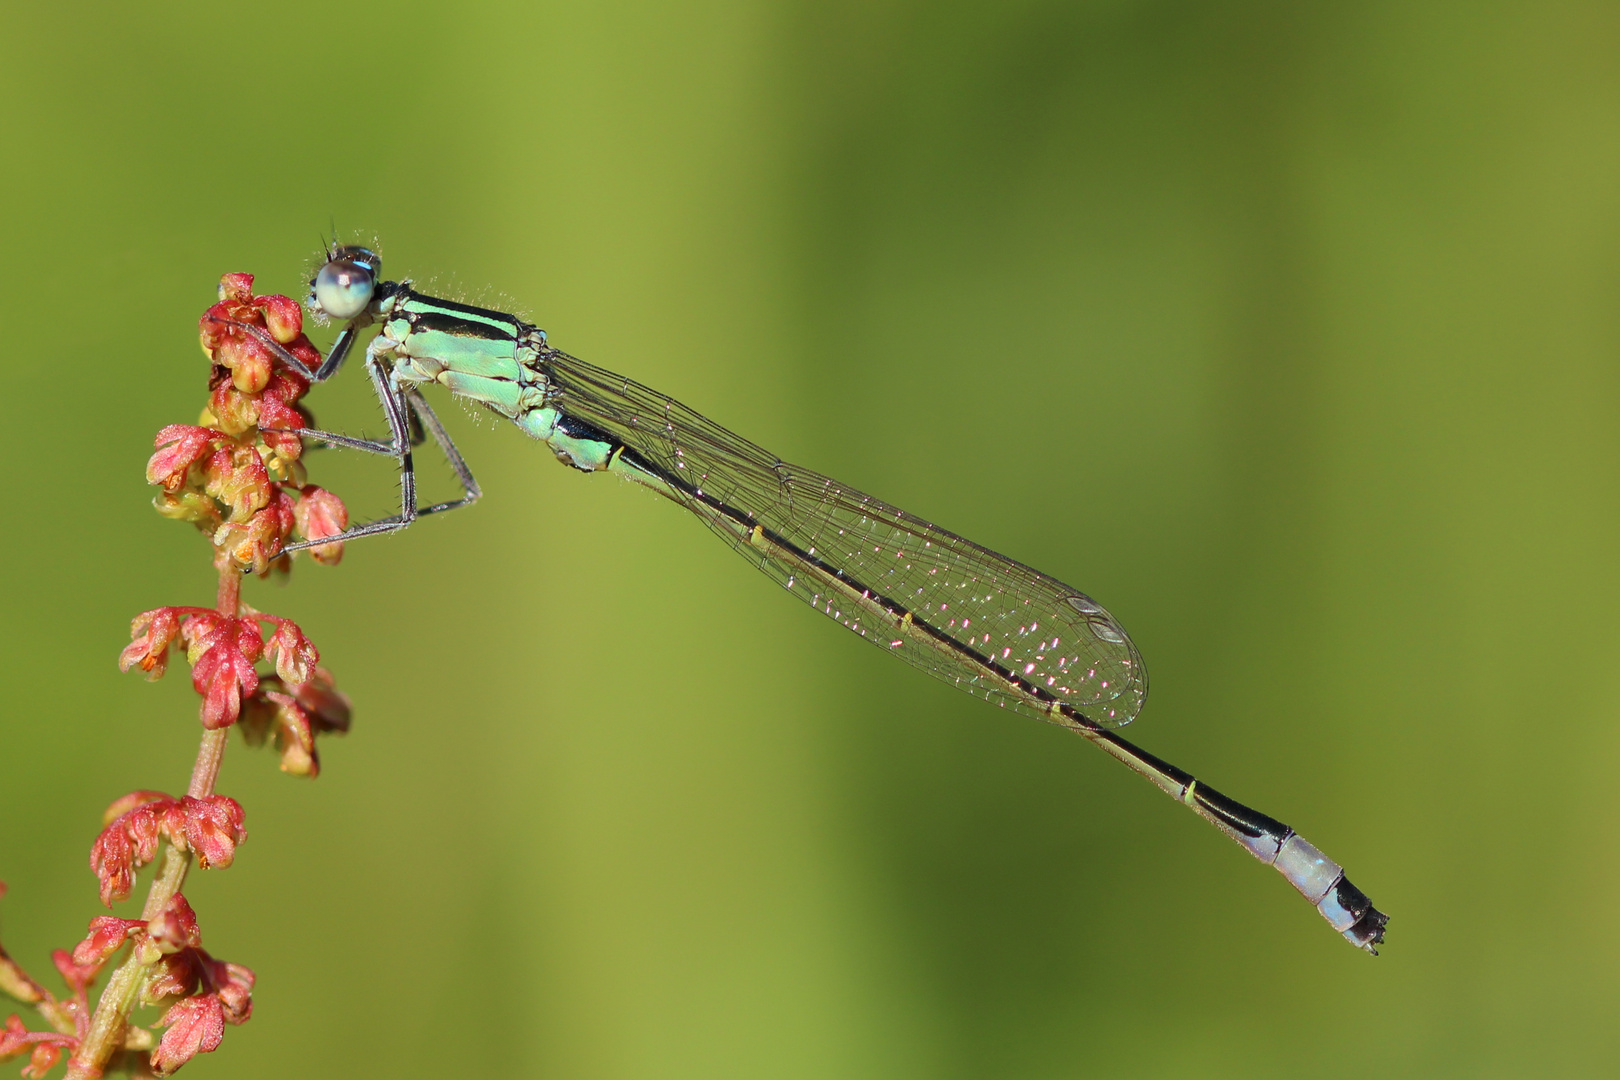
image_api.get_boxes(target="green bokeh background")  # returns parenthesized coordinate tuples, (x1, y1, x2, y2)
(3, 2, 1617, 1077)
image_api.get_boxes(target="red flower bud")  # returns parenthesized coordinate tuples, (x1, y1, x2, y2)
(240, 666, 350, 776)
(151, 994, 224, 1075)
(50, 948, 101, 995)
(147, 426, 222, 492)
(204, 445, 272, 522)
(216, 273, 253, 304)
(292, 486, 348, 565)
(206, 378, 260, 437)
(88, 833, 136, 909)
(263, 619, 318, 685)
(260, 428, 306, 468)
(256, 372, 311, 466)
(119, 609, 185, 681)
(206, 959, 253, 1025)
(144, 950, 202, 1004)
(214, 489, 297, 575)
(0, 1016, 25, 1057)
(255, 294, 303, 345)
(24, 1041, 63, 1080)
(91, 794, 174, 907)
(186, 617, 262, 729)
(102, 790, 171, 827)
(70, 916, 146, 971)
(263, 693, 317, 776)
(147, 895, 202, 955)
(0, 1017, 75, 1079)
(215, 333, 274, 395)
(170, 796, 246, 870)
(260, 368, 311, 412)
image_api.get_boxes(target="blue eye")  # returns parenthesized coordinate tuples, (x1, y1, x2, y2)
(311, 247, 380, 319)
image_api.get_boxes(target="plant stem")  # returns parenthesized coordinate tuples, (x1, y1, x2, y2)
(65, 569, 241, 1079)
(215, 564, 240, 618)
(184, 729, 229, 804)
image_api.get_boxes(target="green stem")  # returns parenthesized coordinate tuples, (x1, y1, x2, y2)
(64, 953, 146, 1080)
(65, 568, 240, 1080)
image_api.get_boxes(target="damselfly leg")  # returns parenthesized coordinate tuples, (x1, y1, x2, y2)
(206, 308, 482, 553)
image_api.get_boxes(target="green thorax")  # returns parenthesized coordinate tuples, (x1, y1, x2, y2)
(382, 289, 550, 421)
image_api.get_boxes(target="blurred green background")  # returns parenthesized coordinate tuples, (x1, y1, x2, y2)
(2, 1, 1618, 1077)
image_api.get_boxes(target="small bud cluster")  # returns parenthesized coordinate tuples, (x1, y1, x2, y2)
(1, 272, 355, 1078)
(89, 792, 247, 908)
(117, 606, 348, 771)
(150, 273, 348, 575)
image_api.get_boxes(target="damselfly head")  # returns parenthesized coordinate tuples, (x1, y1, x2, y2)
(310, 246, 381, 321)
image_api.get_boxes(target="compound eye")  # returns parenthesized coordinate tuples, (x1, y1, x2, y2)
(312, 247, 379, 319)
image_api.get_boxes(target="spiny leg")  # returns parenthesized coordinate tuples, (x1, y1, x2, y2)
(203, 314, 395, 456)
(209, 315, 480, 555)
(295, 388, 426, 457)
(219, 311, 423, 546)
(280, 355, 421, 553)
(204, 313, 368, 384)
(279, 371, 482, 555)
(402, 387, 482, 518)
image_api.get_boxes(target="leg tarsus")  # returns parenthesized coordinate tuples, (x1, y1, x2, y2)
(296, 427, 396, 455)
(204, 312, 370, 383)
(205, 315, 322, 381)
(278, 356, 419, 554)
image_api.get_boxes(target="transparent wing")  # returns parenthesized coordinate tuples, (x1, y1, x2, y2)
(542, 349, 1147, 728)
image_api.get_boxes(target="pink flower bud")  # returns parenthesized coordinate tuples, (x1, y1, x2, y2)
(119, 609, 184, 681)
(207, 378, 260, 437)
(256, 294, 303, 345)
(101, 790, 171, 827)
(70, 917, 146, 970)
(88, 832, 135, 908)
(0, 1015, 27, 1057)
(292, 486, 348, 565)
(256, 374, 309, 456)
(259, 427, 305, 466)
(187, 619, 261, 730)
(212, 333, 274, 395)
(151, 994, 224, 1075)
(207, 959, 254, 1025)
(204, 445, 272, 522)
(241, 672, 349, 777)
(264, 619, 318, 685)
(91, 795, 174, 907)
(216, 273, 254, 303)
(170, 796, 246, 870)
(215, 490, 298, 575)
(270, 697, 317, 776)
(50, 949, 101, 995)
(147, 895, 202, 955)
(143, 951, 202, 1004)
(0, 1021, 73, 1079)
(23, 1041, 63, 1080)
(147, 426, 221, 492)
(178, 612, 224, 664)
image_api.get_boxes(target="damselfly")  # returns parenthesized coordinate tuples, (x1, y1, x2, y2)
(232, 246, 1388, 953)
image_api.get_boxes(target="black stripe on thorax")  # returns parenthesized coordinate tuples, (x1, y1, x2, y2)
(400, 288, 529, 340)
